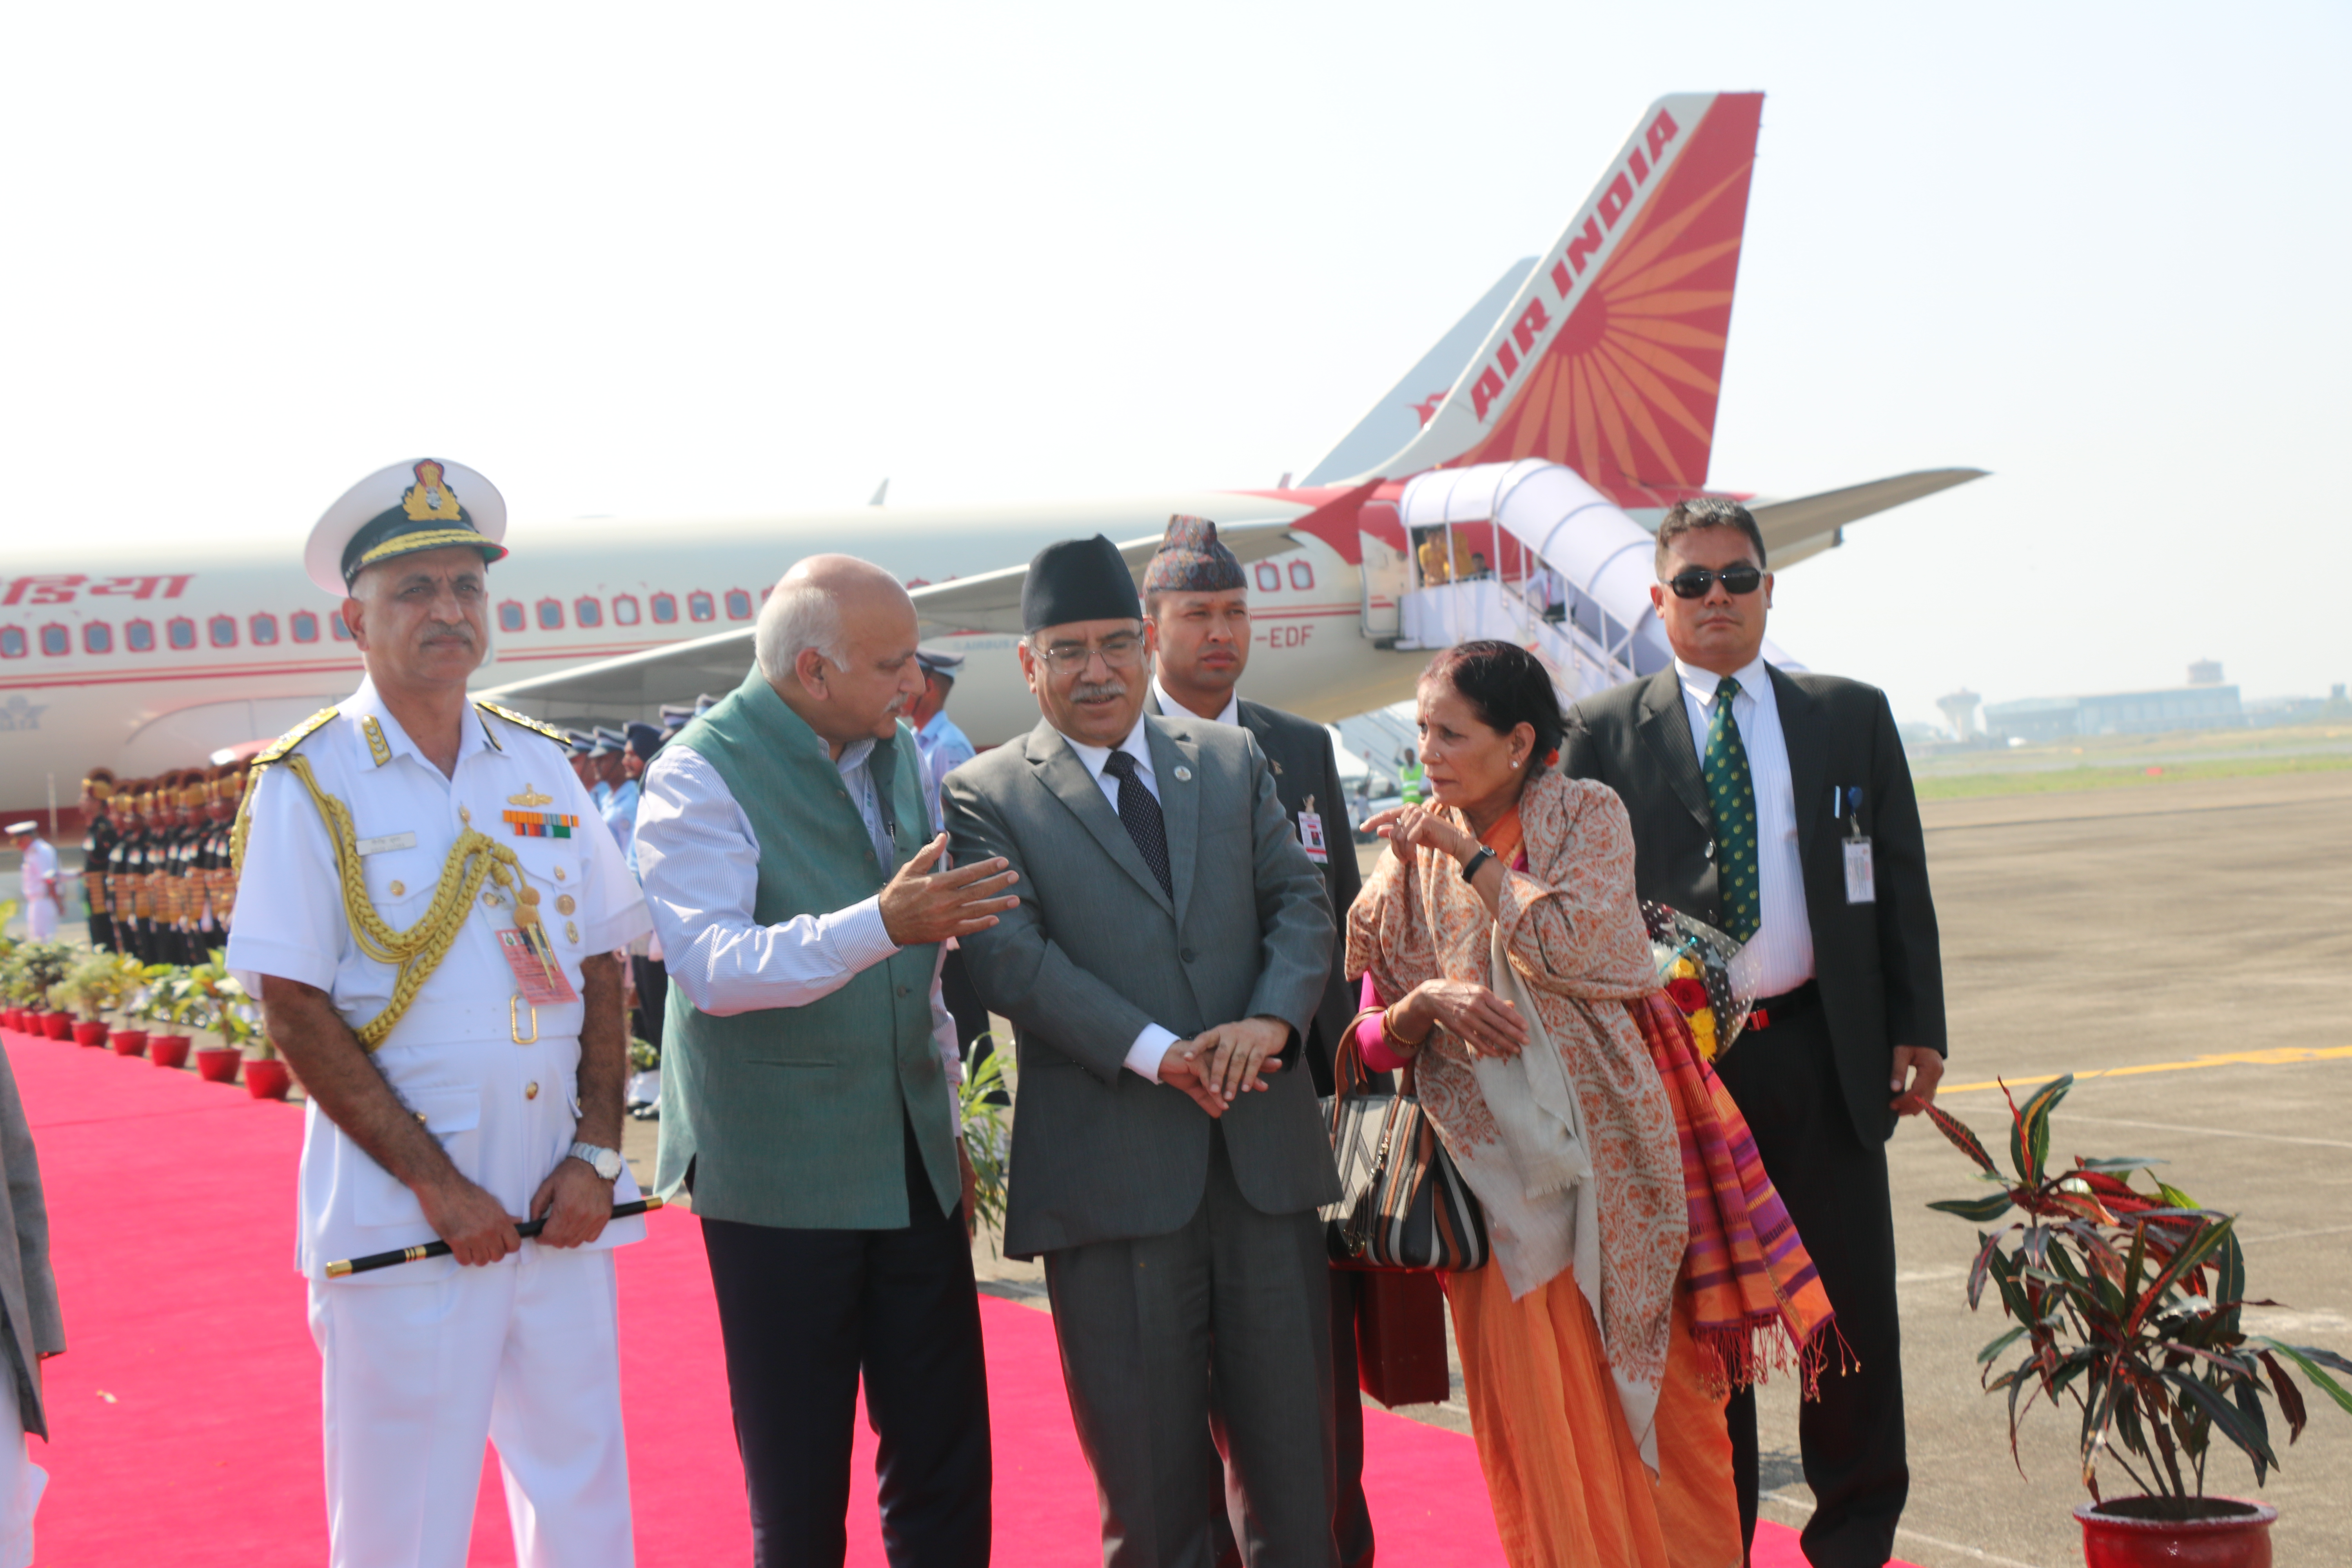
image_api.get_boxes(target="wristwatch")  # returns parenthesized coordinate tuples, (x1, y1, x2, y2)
(1459, 846, 1497, 884)
(568, 1141, 624, 1182)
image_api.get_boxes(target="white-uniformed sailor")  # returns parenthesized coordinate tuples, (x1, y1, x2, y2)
(226, 457, 650, 1568)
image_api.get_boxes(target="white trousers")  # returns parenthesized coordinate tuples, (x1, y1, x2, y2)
(0, 1367, 44, 1568)
(21, 900, 54, 942)
(308, 1245, 633, 1568)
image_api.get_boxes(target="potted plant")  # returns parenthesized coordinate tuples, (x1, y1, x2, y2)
(1928, 1076, 2352, 1566)
(956, 1042, 1013, 1254)
(10, 943, 78, 1039)
(147, 965, 229, 1081)
(54, 953, 118, 1049)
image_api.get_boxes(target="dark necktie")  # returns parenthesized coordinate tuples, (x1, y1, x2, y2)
(1102, 749, 1172, 898)
(1703, 677, 1761, 943)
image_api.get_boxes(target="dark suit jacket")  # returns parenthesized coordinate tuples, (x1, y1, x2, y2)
(944, 713, 1340, 1257)
(1561, 665, 1947, 1145)
(1148, 693, 1364, 1095)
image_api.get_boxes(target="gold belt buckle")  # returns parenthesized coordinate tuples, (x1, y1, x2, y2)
(509, 995, 539, 1045)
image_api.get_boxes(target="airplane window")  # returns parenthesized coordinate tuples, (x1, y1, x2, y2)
(724, 589, 753, 621)
(688, 591, 715, 623)
(0, 627, 23, 659)
(39, 624, 69, 657)
(250, 613, 278, 646)
(1289, 561, 1315, 591)
(575, 597, 603, 629)
(537, 598, 565, 631)
(612, 595, 640, 626)
(651, 593, 678, 624)
(83, 622, 113, 655)
(1255, 563, 1281, 593)
(291, 610, 319, 643)
(330, 609, 352, 641)
(498, 601, 526, 633)
(209, 615, 238, 648)
(127, 619, 156, 652)
(168, 617, 197, 650)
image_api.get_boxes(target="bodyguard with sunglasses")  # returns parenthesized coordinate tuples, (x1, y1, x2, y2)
(1560, 498, 1947, 1568)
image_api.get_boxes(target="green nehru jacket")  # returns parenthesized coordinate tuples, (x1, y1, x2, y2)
(654, 667, 960, 1229)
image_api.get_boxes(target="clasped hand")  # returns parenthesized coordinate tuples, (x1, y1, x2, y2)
(880, 833, 1021, 946)
(418, 1154, 613, 1267)
(1396, 978, 1527, 1060)
(1161, 1016, 1289, 1117)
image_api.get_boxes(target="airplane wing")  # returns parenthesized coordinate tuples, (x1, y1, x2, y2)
(472, 515, 1307, 716)
(1749, 467, 1987, 569)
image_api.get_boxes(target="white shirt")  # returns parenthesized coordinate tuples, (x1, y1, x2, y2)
(634, 740, 962, 1099)
(1673, 656, 1816, 997)
(13, 838, 57, 904)
(227, 677, 653, 1281)
(1051, 709, 1185, 1083)
(1150, 675, 1241, 728)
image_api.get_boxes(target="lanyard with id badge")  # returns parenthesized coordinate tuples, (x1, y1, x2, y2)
(1836, 785, 1875, 904)
(1297, 794, 1330, 864)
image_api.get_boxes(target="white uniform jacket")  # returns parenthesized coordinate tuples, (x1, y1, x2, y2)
(227, 679, 654, 1285)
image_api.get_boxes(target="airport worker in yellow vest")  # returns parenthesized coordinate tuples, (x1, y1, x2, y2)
(227, 457, 650, 1568)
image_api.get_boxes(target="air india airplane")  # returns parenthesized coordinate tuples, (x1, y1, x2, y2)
(0, 91, 1980, 824)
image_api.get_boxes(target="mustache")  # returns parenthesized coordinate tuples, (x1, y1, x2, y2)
(1070, 677, 1128, 703)
(420, 620, 478, 645)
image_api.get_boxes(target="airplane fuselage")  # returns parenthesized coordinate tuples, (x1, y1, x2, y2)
(0, 493, 1423, 818)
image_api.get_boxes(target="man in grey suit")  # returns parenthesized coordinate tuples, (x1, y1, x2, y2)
(1139, 515, 1370, 1568)
(1559, 499, 1946, 1568)
(944, 534, 1341, 1568)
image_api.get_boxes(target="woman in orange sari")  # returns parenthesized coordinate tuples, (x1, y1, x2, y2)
(1348, 642, 1829, 1568)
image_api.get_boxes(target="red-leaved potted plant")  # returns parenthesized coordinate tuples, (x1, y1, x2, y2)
(1929, 1076, 2352, 1566)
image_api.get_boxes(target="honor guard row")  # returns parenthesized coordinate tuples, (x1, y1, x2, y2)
(77, 764, 249, 963)
(223, 458, 649, 1568)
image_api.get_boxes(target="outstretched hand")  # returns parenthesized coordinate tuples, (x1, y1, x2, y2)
(1363, 804, 1475, 864)
(879, 834, 1021, 947)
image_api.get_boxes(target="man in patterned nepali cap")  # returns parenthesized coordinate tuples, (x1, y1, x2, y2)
(1560, 497, 1947, 1568)
(1141, 514, 1374, 1568)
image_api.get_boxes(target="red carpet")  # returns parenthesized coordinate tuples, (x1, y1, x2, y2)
(6, 1026, 1852, 1565)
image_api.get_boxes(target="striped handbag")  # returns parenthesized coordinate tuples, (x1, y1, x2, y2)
(1319, 1015, 1489, 1272)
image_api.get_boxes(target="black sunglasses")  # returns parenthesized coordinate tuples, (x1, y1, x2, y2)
(1664, 565, 1764, 599)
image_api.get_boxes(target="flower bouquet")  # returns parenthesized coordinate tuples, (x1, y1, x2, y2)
(1641, 902, 1755, 1063)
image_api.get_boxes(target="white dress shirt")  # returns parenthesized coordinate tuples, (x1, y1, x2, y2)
(1673, 656, 1816, 997)
(1150, 675, 1240, 727)
(634, 739, 961, 1099)
(1053, 709, 1187, 1083)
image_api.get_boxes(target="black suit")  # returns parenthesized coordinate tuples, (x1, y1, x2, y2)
(1563, 664, 1945, 1568)
(1152, 691, 1372, 1568)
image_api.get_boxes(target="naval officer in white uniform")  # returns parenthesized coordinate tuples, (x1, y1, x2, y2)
(227, 457, 651, 1568)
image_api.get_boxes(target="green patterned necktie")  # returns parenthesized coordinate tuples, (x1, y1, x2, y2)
(1703, 677, 1761, 942)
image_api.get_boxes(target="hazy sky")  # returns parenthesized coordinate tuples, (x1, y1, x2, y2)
(5, 2, 2344, 728)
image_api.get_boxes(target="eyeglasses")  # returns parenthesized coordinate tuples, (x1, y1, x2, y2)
(1034, 632, 1145, 676)
(1664, 565, 1764, 599)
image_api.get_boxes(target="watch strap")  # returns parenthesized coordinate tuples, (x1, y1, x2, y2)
(568, 1141, 622, 1181)
(1459, 846, 1497, 884)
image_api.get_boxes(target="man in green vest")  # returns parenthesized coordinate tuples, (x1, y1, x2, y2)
(635, 555, 1021, 1567)
(1398, 746, 1426, 805)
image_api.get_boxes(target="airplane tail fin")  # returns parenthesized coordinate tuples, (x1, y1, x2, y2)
(1344, 92, 1765, 505)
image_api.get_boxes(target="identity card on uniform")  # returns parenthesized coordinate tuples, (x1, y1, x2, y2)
(499, 929, 578, 1005)
(1835, 785, 1875, 904)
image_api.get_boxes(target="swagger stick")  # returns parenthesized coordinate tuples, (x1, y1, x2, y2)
(325, 1196, 664, 1277)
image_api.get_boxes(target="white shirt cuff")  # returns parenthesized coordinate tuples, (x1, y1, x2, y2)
(1125, 1023, 1181, 1083)
(830, 895, 900, 971)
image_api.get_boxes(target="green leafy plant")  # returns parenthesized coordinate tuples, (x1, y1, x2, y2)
(56, 952, 142, 1021)
(957, 1040, 1013, 1254)
(628, 1036, 660, 1073)
(1928, 1075, 2352, 1515)
(4, 942, 75, 1012)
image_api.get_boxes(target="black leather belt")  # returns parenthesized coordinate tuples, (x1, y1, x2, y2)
(1747, 980, 1818, 1033)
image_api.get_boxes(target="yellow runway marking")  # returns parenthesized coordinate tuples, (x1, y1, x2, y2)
(1939, 1044, 2352, 1096)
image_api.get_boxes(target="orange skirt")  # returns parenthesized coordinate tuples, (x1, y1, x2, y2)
(1448, 1262, 1742, 1568)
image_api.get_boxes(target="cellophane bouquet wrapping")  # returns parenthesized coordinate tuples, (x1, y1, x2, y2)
(1642, 902, 1757, 1063)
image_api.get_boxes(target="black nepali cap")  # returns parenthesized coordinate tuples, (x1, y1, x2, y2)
(1022, 534, 1140, 632)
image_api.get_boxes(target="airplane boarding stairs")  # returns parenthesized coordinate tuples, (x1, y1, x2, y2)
(1380, 458, 1799, 711)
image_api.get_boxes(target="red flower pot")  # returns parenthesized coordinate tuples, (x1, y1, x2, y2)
(42, 1011, 74, 1041)
(144, 1034, 187, 1069)
(243, 1058, 292, 1101)
(0, 1008, 19, 1032)
(2076, 1497, 2276, 1568)
(76, 1020, 111, 1049)
(192, 1045, 240, 1083)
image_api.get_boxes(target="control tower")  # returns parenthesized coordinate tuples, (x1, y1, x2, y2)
(1936, 688, 1982, 742)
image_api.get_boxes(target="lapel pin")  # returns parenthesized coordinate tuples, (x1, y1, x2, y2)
(1174, 765, 1192, 782)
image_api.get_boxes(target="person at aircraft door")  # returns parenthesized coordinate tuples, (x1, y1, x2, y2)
(635, 555, 1014, 1566)
(1560, 497, 1945, 1568)
(1142, 513, 1373, 1568)
(944, 533, 1341, 1568)
(227, 456, 648, 1568)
